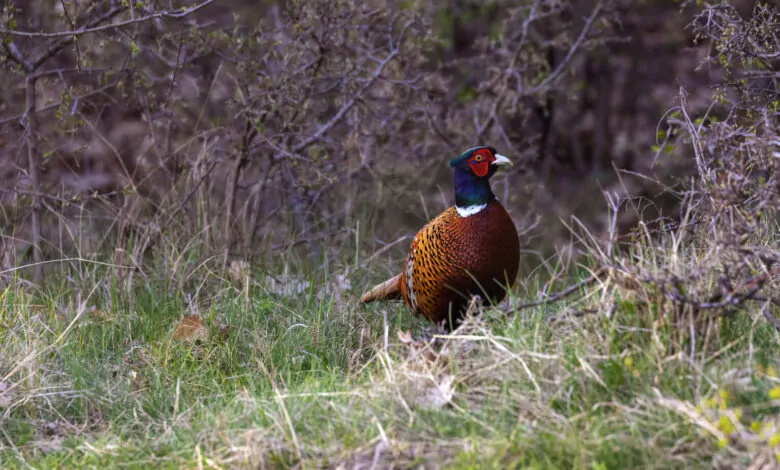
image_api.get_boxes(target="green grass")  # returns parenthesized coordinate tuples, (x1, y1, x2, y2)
(1, 248, 779, 468)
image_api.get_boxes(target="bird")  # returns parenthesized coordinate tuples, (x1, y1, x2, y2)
(360, 145, 520, 329)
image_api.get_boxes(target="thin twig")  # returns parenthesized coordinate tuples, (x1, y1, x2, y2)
(2, 42, 32, 71)
(24, 76, 42, 282)
(29, 6, 126, 71)
(508, 266, 609, 313)
(0, 1, 215, 39)
(527, 2, 603, 95)
(291, 21, 412, 154)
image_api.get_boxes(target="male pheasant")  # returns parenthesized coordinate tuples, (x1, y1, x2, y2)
(360, 146, 520, 328)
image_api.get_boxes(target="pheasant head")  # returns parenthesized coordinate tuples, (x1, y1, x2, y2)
(449, 146, 513, 217)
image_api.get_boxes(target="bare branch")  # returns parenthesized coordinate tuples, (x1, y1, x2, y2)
(29, 5, 127, 71)
(24, 75, 43, 282)
(2, 42, 32, 72)
(291, 22, 411, 154)
(507, 266, 610, 313)
(527, 2, 603, 95)
(0, 0, 215, 39)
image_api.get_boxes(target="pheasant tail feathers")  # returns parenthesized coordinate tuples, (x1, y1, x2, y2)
(360, 273, 403, 303)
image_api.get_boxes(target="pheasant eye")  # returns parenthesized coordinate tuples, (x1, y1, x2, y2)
(474, 155, 483, 162)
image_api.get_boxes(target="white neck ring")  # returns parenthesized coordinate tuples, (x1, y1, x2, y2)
(456, 203, 487, 217)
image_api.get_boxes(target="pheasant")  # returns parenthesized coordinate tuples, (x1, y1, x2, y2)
(360, 146, 520, 328)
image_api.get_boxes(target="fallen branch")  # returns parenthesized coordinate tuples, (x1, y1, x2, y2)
(506, 260, 780, 333)
(507, 266, 609, 313)
(657, 263, 780, 331)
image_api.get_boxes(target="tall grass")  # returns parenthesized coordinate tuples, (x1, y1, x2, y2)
(1, 208, 778, 468)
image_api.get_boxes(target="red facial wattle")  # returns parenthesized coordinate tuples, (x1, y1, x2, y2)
(468, 149, 494, 177)
(470, 160, 489, 177)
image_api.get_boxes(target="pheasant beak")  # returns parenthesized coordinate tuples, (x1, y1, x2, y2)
(491, 154, 513, 167)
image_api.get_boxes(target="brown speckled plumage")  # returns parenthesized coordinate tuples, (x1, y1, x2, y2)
(397, 200, 520, 325)
(361, 145, 520, 328)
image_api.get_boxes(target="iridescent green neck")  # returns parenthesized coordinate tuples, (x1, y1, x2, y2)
(454, 169, 495, 209)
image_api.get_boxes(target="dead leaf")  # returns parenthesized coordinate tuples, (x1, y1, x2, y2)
(173, 315, 208, 343)
(397, 329, 413, 343)
(401, 330, 447, 362)
(89, 305, 112, 322)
